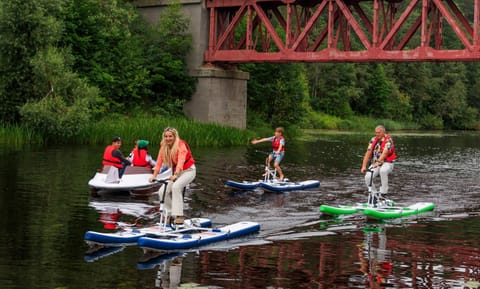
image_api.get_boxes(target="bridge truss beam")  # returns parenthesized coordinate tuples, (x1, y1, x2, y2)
(204, 0, 480, 62)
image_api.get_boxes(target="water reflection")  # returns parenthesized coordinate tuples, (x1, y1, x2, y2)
(88, 198, 159, 229)
(1, 131, 480, 289)
(137, 252, 187, 288)
(84, 245, 125, 263)
(193, 217, 480, 289)
(351, 224, 393, 288)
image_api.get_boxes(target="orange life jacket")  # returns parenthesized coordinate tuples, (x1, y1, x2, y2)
(272, 136, 285, 152)
(132, 148, 151, 168)
(102, 145, 123, 168)
(371, 134, 396, 162)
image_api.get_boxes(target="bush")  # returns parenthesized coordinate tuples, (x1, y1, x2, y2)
(419, 114, 444, 130)
(20, 94, 92, 142)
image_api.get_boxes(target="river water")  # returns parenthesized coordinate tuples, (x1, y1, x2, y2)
(0, 130, 479, 289)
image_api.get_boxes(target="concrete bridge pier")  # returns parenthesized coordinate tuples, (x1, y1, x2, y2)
(133, 0, 249, 129)
(186, 67, 249, 129)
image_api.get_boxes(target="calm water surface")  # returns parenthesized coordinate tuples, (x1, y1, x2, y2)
(0, 131, 479, 289)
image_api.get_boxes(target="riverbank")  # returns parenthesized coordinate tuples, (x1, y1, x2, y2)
(0, 113, 461, 146)
(0, 115, 255, 146)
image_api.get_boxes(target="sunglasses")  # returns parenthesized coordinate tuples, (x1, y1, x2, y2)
(164, 127, 176, 132)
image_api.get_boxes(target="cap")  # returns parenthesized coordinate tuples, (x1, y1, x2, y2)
(137, 140, 149, 149)
(112, 136, 121, 143)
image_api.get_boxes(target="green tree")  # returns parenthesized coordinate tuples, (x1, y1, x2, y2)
(0, 0, 100, 140)
(143, 2, 195, 115)
(390, 63, 432, 118)
(0, 0, 62, 123)
(429, 63, 477, 129)
(464, 63, 480, 113)
(363, 63, 392, 117)
(20, 47, 99, 142)
(308, 63, 360, 118)
(243, 63, 310, 127)
(62, 0, 149, 111)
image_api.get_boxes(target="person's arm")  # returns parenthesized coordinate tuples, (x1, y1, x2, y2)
(112, 150, 131, 165)
(146, 154, 157, 167)
(275, 144, 283, 155)
(361, 149, 371, 173)
(275, 138, 285, 154)
(251, 136, 272, 145)
(375, 149, 389, 166)
(361, 139, 374, 173)
(149, 150, 164, 181)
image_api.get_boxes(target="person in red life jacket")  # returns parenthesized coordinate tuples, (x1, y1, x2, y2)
(149, 127, 196, 225)
(251, 127, 286, 181)
(102, 136, 131, 178)
(361, 125, 397, 196)
(128, 139, 156, 168)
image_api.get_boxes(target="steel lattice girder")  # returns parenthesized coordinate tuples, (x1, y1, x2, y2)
(204, 0, 480, 63)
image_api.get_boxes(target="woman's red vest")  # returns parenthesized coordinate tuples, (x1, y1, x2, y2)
(173, 140, 195, 171)
(272, 136, 285, 152)
(102, 145, 123, 168)
(132, 148, 151, 168)
(371, 134, 396, 162)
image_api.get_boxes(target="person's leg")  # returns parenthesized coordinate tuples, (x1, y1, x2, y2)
(118, 163, 128, 178)
(168, 258, 183, 288)
(273, 152, 285, 180)
(162, 182, 174, 215)
(266, 153, 274, 169)
(366, 167, 381, 206)
(264, 154, 274, 178)
(171, 166, 196, 222)
(379, 162, 394, 194)
(365, 167, 379, 193)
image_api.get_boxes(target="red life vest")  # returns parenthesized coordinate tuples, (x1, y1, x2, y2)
(370, 134, 396, 162)
(272, 136, 285, 152)
(173, 139, 195, 171)
(132, 148, 151, 168)
(102, 145, 123, 168)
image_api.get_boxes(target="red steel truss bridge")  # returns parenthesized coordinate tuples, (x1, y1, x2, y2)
(204, 0, 480, 63)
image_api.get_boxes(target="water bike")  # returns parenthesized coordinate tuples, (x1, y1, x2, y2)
(319, 168, 434, 220)
(137, 221, 261, 252)
(85, 179, 212, 246)
(86, 180, 260, 254)
(84, 217, 213, 247)
(226, 151, 320, 192)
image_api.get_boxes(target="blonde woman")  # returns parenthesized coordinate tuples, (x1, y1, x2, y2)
(149, 127, 196, 225)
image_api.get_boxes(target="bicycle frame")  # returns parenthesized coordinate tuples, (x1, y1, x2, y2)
(263, 166, 278, 182)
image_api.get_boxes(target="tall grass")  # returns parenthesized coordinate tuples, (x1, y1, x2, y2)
(77, 114, 254, 147)
(0, 124, 43, 145)
(0, 112, 422, 146)
(302, 111, 420, 131)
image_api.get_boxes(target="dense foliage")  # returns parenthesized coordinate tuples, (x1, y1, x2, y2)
(244, 61, 479, 130)
(0, 0, 194, 142)
(0, 0, 479, 145)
